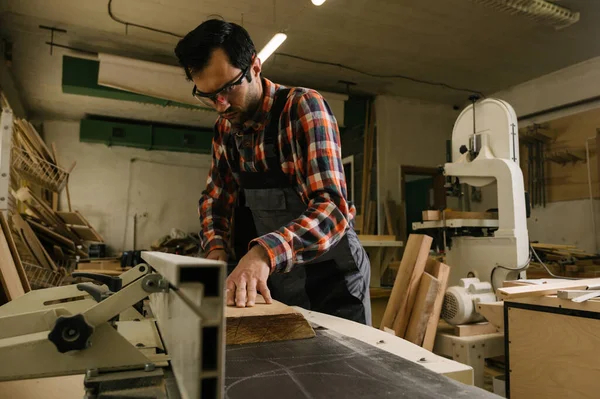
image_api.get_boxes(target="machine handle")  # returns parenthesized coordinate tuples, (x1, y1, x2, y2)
(72, 272, 123, 292)
(76, 283, 110, 303)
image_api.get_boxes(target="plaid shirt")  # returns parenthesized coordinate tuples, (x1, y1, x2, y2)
(199, 78, 355, 273)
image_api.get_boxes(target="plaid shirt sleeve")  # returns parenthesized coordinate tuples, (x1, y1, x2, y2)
(198, 124, 238, 255)
(251, 90, 353, 273)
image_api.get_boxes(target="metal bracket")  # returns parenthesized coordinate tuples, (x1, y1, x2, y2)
(142, 274, 170, 293)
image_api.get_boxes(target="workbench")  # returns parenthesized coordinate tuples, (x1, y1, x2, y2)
(0, 307, 498, 398)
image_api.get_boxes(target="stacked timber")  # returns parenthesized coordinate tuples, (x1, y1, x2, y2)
(379, 234, 450, 350)
(528, 243, 600, 279)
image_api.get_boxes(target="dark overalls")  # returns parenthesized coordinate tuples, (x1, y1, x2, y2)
(230, 88, 372, 325)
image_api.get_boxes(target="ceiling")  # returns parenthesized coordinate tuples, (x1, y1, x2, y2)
(1, 0, 600, 126)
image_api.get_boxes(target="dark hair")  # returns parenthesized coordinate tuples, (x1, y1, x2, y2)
(175, 19, 256, 80)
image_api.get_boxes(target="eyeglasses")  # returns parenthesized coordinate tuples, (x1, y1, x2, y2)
(192, 66, 250, 107)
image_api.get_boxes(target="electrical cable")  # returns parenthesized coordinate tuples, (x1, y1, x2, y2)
(105, 0, 486, 96)
(530, 245, 579, 280)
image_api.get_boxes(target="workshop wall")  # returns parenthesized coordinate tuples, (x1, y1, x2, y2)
(42, 120, 212, 254)
(375, 95, 458, 208)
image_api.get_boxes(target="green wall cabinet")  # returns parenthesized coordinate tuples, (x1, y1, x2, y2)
(80, 119, 213, 154)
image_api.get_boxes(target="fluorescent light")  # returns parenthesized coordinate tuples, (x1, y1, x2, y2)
(311, 0, 327, 5)
(257, 33, 287, 63)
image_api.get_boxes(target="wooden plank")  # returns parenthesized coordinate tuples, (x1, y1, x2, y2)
(453, 322, 498, 337)
(0, 213, 30, 293)
(380, 234, 432, 333)
(26, 219, 76, 251)
(359, 100, 371, 233)
(226, 295, 315, 345)
(496, 278, 600, 299)
(75, 211, 104, 243)
(404, 272, 439, 346)
(476, 301, 504, 330)
(423, 210, 498, 221)
(384, 199, 395, 235)
(0, 219, 26, 300)
(56, 211, 86, 226)
(70, 225, 103, 242)
(11, 213, 57, 271)
(422, 258, 451, 351)
(556, 289, 593, 299)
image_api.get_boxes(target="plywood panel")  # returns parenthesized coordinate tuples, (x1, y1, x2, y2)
(508, 307, 600, 399)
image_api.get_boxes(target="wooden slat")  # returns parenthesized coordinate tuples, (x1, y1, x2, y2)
(454, 322, 498, 337)
(0, 218, 26, 300)
(26, 219, 76, 251)
(56, 211, 87, 226)
(0, 213, 30, 293)
(75, 211, 104, 243)
(404, 272, 439, 346)
(380, 234, 433, 332)
(70, 225, 103, 242)
(12, 213, 57, 271)
(422, 258, 451, 351)
(496, 278, 600, 299)
(358, 235, 397, 241)
(226, 295, 315, 345)
(423, 210, 498, 221)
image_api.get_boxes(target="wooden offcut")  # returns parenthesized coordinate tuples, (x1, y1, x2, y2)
(422, 258, 451, 351)
(226, 295, 315, 345)
(380, 234, 433, 333)
(476, 301, 504, 330)
(454, 322, 498, 337)
(422, 210, 498, 221)
(404, 272, 439, 346)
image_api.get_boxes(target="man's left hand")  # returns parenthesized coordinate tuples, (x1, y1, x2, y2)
(226, 245, 273, 307)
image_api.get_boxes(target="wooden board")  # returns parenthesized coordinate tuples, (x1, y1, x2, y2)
(476, 301, 504, 330)
(56, 211, 87, 226)
(0, 213, 30, 293)
(226, 295, 315, 345)
(26, 219, 76, 251)
(70, 225, 103, 242)
(11, 213, 57, 271)
(380, 234, 432, 332)
(0, 220, 26, 300)
(358, 235, 398, 241)
(422, 210, 440, 221)
(423, 210, 498, 221)
(75, 211, 104, 243)
(454, 322, 498, 337)
(422, 258, 451, 351)
(496, 278, 600, 299)
(508, 306, 600, 399)
(404, 272, 439, 346)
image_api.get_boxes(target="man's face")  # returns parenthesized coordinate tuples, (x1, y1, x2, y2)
(192, 48, 262, 126)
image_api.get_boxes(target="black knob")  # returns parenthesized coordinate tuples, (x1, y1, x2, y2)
(459, 145, 468, 154)
(48, 314, 94, 353)
(72, 272, 122, 292)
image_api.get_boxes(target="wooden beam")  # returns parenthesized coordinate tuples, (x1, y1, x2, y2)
(404, 272, 439, 346)
(225, 295, 315, 345)
(422, 258, 451, 351)
(0, 219, 26, 300)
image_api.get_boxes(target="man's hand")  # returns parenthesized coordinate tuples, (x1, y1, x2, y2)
(226, 245, 272, 307)
(206, 249, 228, 262)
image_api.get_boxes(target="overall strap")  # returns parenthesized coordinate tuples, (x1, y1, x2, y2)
(263, 88, 291, 173)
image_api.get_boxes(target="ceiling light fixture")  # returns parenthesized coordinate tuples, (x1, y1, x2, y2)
(311, 0, 327, 5)
(474, 0, 580, 29)
(257, 33, 287, 63)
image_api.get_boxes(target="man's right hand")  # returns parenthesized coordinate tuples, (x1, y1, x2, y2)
(206, 249, 228, 262)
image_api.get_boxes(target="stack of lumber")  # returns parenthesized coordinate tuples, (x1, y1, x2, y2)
(528, 243, 600, 279)
(151, 230, 201, 255)
(380, 234, 451, 350)
(0, 119, 104, 303)
(357, 100, 376, 235)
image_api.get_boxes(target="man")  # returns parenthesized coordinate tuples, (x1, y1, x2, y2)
(175, 19, 371, 325)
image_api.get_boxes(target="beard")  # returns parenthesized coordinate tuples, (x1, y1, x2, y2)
(223, 81, 263, 127)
